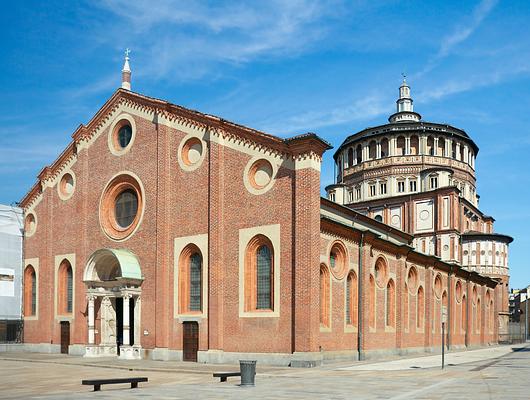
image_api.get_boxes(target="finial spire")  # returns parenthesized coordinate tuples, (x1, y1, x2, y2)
(388, 75, 421, 123)
(121, 48, 131, 90)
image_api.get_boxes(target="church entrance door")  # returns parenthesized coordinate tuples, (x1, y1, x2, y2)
(115, 297, 123, 355)
(60, 321, 70, 354)
(183, 322, 199, 362)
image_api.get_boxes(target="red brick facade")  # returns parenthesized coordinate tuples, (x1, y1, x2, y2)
(19, 89, 500, 365)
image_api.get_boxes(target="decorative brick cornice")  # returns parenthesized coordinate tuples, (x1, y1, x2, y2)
(20, 88, 331, 208)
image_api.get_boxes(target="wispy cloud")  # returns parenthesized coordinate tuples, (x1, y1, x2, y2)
(259, 94, 390, 135)
(418, 0, 498, 76)
(96, 0, 341, 81)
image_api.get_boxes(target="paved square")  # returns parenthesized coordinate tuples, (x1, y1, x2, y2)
(0, 344, 528, 399)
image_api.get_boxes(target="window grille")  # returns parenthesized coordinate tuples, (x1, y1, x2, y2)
(256, 245, 272, 309)
(346, 276, 351, 325)
(66, 267, 73, 313)
(31, 272, 36, 316)
(189, 253, 202, 311)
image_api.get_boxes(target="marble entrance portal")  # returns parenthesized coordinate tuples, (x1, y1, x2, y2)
(82, 248, 143, 359)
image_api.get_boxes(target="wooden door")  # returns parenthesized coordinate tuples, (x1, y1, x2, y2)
(60, 321, 70, 354)
(183, 322, 198, 362)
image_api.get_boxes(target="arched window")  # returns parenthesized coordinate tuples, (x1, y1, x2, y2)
(369, 275, 375, 328)
(58, 260, 73, 315)
(256, 245, 272, 310)
(369, 140, 377, 159)
(462, 294, 467, 333)
(24, 266, 36, 317)
(438, 138, 445, 156)
(427, 136, 435, 155)
(244, 235, 274, 312)
(356, 144, 362, 164)
(381, 138, 389, 157)
(347, 148, 354, 167)
(442, 291, 448, 336)
(417, 286, 424, 329)
(403, 283, 409, 330)
(346, 271, 357, 326)
(477, 299, 482, 333)
(189, 253, 202, 311)
(396, 136, 405, 156)
(320, 264, 330, 327)
(489, 299, 494, 334)
(410, 135, 419, 155)
(386, 279, 395, 327)
(179, 245, 203, 314)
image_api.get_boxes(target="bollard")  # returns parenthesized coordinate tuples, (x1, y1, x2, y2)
(239, 360, 257, 387)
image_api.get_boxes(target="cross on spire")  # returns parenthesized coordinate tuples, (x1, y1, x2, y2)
(121, 48, 131, 90)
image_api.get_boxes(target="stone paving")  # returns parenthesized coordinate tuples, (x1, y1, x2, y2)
(0, 344, 528, 399)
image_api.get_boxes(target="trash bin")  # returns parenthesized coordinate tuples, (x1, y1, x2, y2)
(239, 359, 257, 387)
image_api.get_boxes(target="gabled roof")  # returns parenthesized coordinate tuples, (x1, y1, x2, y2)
(20, 89, 331, 208)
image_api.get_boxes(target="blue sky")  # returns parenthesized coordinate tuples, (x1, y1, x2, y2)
(1, 0, 529, 288)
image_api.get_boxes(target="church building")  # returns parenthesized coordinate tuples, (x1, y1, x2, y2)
(18, 55, 508, 366)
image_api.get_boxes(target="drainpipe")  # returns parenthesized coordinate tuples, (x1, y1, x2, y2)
(357, 232, 364, 361)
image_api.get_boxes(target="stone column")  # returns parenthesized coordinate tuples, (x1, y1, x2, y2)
(376, 141, 381, 159)
(87, 294, 96, 345)
(456, 143, 461, 160)
(434, 138, 439, 156)
(405, 137, 411, 155)
(122, 294, 131, 346)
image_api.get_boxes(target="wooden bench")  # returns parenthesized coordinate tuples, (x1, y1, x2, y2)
(81, 377, 148, 391)
(213, 372, 241, 382)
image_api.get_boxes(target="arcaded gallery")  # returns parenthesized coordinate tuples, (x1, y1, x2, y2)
(19, 57, 511, 366)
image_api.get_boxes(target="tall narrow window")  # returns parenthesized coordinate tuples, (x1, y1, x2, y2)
(179, 245, 203, 314)
(462, 294, 467, 333)
(346, 272, 357, 326)
(320, 264, 330, 327)
(417, 286, 424, 329)
(403, 284, 409, 330)
(256, 246, 272, 310)
(369, 275, 375, 329)
(477, 299, 482, 333)
(347, 148, 354, 167)
(58, 260, 73, 315)
(386, 279, 395, 327)
(244, 235, 274, 313)
(24, 266, 36, 317)
(189, 253, 202, 311)
(410, 180, 417, 192)
(31, 273, 36, 315)
(346, 274, 351, 325)
(66, 266, 73, 313)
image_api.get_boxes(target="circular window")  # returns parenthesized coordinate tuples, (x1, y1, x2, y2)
(114, 189, 138, 228)
(117, 125, 132, 149)
(244, 158, 276, 195)
(182, 137, 203, 166)
(374, 215, 383, 223)
(100, 173, 144, 241)
(249, 159, 273, 189)
(374, 258, 387, 288)
(434, 274, 442, 299)
(407, 267, 418, 293)
(464, 250, 469, 256)
(25, 213, 37, 237)
(329, 241, 347, 279)
(481, 250, 485, 255)
(108, 114, 136, 156)
(58, 172, 75, 200)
